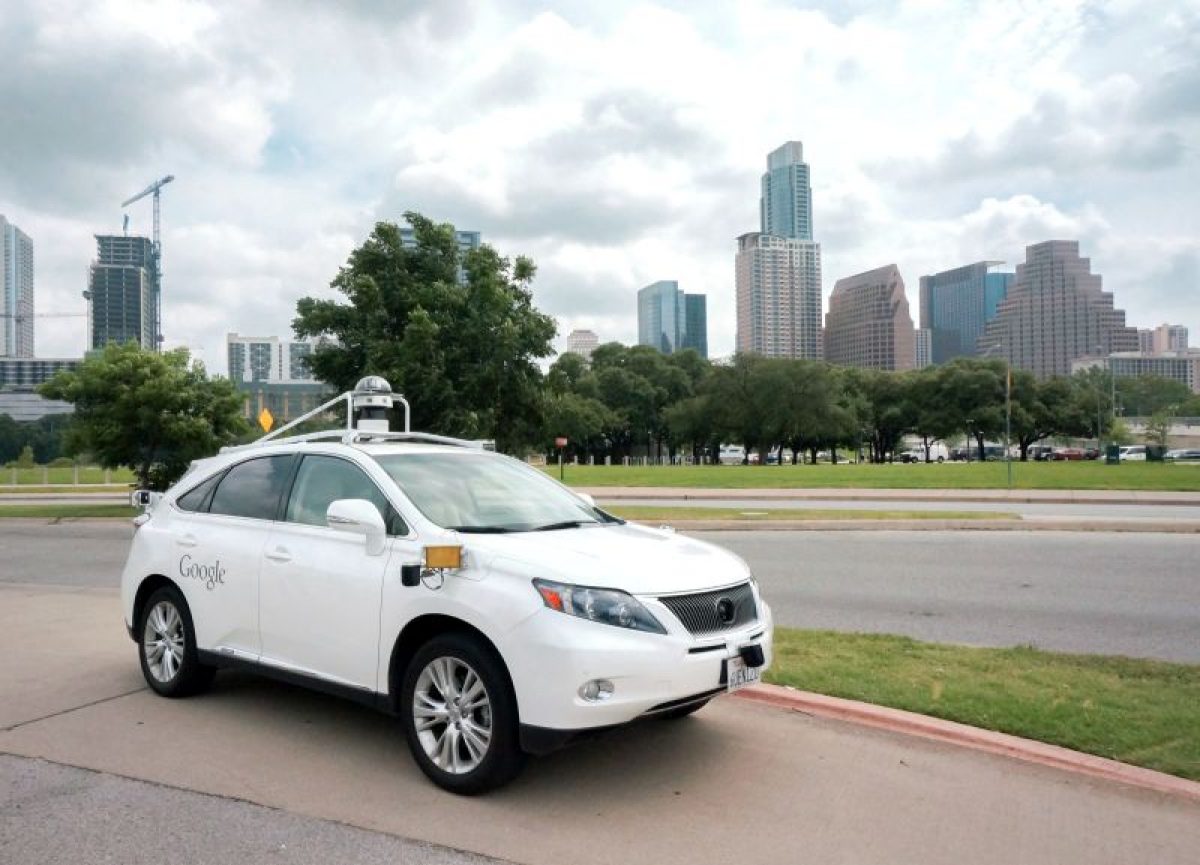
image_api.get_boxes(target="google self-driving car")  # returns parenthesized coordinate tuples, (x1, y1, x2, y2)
(121, 377, 773, 794)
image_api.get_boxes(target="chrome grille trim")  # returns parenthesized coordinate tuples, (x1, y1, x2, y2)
(658, 582, 757, 637)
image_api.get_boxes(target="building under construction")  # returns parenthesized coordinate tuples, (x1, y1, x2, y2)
(85, 235, 156, 351)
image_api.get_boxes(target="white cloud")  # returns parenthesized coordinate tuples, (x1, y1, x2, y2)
(1, 0, 1196, 370)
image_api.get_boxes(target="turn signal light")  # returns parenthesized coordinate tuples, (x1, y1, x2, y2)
(424, 545, 463, 569)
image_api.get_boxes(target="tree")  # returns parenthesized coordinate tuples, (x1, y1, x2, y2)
(1116, 375, 1191, 417)
(14, 444, 35, 468)
(1145, 410, 1173, 448)
(293, 214, 556, 453)
(38, 343, 247, 490)
(1009, 375, 1080, 460)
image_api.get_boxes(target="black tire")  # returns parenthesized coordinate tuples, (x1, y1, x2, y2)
(657, 698, 711, 720)
(400, 632, 524, 795)
(137, 585, 214, 698)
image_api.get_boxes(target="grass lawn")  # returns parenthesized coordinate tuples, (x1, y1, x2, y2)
(609, 506, 1019, 522)
(0, 466, 136, 485)
(552, 461, 1200, 492)
(766, 629, 1200, 781)
(0, 504, 138, 519)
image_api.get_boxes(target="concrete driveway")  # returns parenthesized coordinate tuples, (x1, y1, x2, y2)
(2, 583, 1197, 865)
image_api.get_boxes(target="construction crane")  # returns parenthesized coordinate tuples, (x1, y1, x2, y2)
(121, 174, 174, 350)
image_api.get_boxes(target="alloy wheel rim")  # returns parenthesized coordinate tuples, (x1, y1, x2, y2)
(143, 600, 185, 683)
(413, 656, 492, 775)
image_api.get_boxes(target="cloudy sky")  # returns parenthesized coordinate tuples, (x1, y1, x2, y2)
(3, 0, 1197, 371)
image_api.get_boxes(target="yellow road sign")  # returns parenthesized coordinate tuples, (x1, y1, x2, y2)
(258, 407, 275, 432)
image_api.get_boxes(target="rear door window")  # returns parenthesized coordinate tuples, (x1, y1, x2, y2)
(208, 455, 295, 521)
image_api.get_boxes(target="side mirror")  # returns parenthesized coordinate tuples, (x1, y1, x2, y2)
(327, 499, 387, 556)
(577, 492, 596, 508)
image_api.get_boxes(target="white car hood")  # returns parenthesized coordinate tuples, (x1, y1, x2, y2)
(457, 522, 750, 595)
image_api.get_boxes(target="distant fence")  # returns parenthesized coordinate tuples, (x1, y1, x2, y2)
(1, 466, 132, 486)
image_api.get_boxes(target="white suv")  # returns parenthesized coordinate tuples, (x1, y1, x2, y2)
(121, 380, 773, 794)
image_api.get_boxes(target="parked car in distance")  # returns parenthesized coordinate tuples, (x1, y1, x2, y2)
(1119, 445, 1147, 461)
(718, 445, 746, 465)
(1051, 447, 1085, 461)
(1165, 448, 1200, 462)
(1027, 444, 1055, 461)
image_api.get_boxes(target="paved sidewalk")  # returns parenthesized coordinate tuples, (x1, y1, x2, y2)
(3, 584, 1198, 865)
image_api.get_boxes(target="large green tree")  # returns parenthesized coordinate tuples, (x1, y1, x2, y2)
(38, 342, 247, 490)
(293, 214, 556, 453)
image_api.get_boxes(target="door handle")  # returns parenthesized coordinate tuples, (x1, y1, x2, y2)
(265, 547, 292, 563)
(177, 534, 198, 548)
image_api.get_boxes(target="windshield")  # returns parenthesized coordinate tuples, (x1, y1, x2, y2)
(373, 452, 619, 532)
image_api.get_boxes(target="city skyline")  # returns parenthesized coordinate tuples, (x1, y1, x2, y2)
(1, 2, 1196, 370)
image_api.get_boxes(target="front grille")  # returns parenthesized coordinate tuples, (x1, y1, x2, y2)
(658, 582, 757, 637)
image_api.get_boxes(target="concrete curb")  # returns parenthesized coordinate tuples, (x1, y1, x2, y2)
(734, 683, 1200, 804)
(662, 518, 1200, 533)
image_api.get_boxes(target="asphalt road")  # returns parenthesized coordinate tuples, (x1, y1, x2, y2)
(3, 584, 1196, 865)
(3, 521, 1196, 662)
(694, 530, 1200, 662)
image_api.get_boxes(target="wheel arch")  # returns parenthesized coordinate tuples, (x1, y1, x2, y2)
(386, 614, 515, 715)
(132, 574, 182, 636)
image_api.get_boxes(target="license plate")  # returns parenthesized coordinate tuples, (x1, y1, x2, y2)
(725, 655, 760, 693)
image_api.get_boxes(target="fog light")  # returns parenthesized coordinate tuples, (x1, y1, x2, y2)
(579, 679, 615, 702)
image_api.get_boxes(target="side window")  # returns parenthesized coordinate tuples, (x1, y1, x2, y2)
(285, 455, 407, 536)
(175, 472, 222, 513)
(208, 455, 295, 521)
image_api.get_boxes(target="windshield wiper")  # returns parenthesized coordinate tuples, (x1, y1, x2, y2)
(531, 520, 600, 532)
(447, 525, 514, 534)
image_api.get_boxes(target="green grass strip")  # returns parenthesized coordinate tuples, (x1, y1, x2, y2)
(766, 629, 1200, 781)
(548, 462, 1200, 491)
(0, 504, 139, 519)
(609, 506, 1019, 521)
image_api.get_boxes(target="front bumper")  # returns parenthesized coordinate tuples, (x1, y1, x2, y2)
(502, 597, 774, 735)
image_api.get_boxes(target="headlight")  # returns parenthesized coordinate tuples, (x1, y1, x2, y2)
(533, 579, 666, 634)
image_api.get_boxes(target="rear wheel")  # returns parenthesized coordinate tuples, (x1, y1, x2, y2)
(400, 633, 524, 795)
(138, 586, 214, 697)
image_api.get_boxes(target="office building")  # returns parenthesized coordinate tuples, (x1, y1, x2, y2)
(1, 215, 35, 358)
(1151, 324, 1189, 353)
(226, 333, 327, 425)
(399, 227, 480, 285)
(918, 261, 1013, 363)
(979, 241, 1138, 378)
(227, 333, 318, 384)
(760, 141, 813, 241)
(86, 235, 156, 350)
(637, 281, 708, 357)
(565, 329, 600, 361)
(0, 357, 82, 389)
(1137, 329, 1155, 353)
(824, 264, 915, 371)
(683, 294, 708, 358)
(1073, 350, 1200, 395)
(915, 328, 933, 369)
(735, 233, 823, 359)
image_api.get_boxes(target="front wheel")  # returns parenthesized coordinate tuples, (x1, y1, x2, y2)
(138, 586, 214, 697)
(400, 633, 524, 795)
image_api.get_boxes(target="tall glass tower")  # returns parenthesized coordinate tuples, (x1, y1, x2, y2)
(760, 141, 813, 241)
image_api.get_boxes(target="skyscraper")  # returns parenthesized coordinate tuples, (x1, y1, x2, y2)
(824, 264, 915, 371)
(761, 141, 813, 241)
(918, 261, 1013, 363)
(1, 215, 35, 358)
(979, 241, 1138, 378)
(915, 328, 933, 369)
(637, 281, 707, 357)
(735, 233, 823, 359)
(227, 333, 318, 383)
(683, 294, 708, 358)
(736, 143, 824, 359)
(86, 235, 156, 351)
(1152, 323, 1189, 352)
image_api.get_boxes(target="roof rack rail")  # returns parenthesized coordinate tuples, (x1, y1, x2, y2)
(219, 376, 478, 454)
